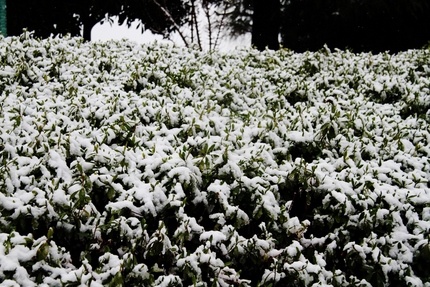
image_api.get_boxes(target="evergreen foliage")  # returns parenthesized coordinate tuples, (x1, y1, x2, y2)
(1, 34, 430, 286)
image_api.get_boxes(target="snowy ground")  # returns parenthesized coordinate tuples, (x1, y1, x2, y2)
(0, 33, 430, 286)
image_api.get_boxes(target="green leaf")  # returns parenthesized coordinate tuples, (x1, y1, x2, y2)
(47, 227, 54, 240)
(109, 271, 124, 287)
(36, 242, 49, 261)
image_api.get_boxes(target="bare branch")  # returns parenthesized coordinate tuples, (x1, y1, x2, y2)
(191, 0, 203, 50)
(202, 2, 213, 51)
(214, 4, 229, 50)
(149, 0, 190, 47)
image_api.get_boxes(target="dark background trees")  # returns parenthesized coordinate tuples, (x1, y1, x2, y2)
(281, 0, 430, 53)
(218, 0, 430, 52)
(252, 0, 280, 50)
(6, 0, 430, 52)
(7, 1, 81, 39)
(6, 0, 190, 41)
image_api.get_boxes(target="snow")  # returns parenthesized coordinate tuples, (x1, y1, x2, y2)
(48, 150, 73, 183)
(199, 231, 227, 245)
(1, 34, 430, 286)
(405, 276, 423, 287)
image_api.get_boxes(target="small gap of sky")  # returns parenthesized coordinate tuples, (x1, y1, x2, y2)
(91, 16, 251, 52)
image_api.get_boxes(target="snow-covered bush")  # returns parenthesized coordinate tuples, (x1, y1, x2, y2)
(1, 32, 429, 286)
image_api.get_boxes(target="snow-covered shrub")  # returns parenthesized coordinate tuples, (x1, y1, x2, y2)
(0, 33, 429, 286)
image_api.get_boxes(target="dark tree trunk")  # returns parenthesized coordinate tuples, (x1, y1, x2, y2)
(81, 14, 98, 41)
(79, 5, 99, 42)
(82, 24, 91, 41)
(252, 0, 281, 51)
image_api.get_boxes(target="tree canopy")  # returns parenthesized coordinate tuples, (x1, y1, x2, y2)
(212, 0, 430, 52)
(252, 0, 280, 50)
(7, 1, 81, 39)
(281, 0, 430, 53)
(6, 0, 430, 52)
(6, 0, 191, 41)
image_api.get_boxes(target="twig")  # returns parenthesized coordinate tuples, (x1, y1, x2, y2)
(150, 0, 190, 47)
(191, 0, 203, 50)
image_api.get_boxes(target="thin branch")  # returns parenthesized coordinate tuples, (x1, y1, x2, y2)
(190, 13, 194, 43)
(214, 4, 229, 50)
(202, 2, 213, 51)
(149, 0, 190, 47)
(191, 0, 202, 50)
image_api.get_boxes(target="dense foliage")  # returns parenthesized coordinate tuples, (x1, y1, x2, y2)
(1, 33, 430, 286)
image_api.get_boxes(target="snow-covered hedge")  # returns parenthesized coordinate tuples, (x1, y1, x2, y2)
(1, 32, 430, 286)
